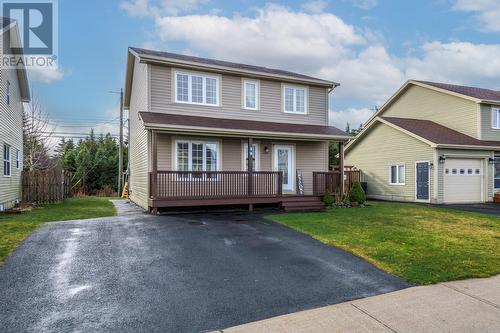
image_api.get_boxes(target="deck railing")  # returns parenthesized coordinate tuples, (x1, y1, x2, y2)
(313, 170, 361, 196)
(149, 171, 283, 199)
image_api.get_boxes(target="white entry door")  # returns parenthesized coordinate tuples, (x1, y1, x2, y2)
(274, 145, 294, 192)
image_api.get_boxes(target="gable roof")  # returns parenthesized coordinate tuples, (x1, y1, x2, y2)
(139, 112, 350, 141)
(415, 81, 500, 103)
(381, 117, 500, 148)
(125, 47, 337, 107)
(0, 18, 30, 102)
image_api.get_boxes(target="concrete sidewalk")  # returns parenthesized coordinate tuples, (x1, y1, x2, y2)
(217, 275, 500, 333)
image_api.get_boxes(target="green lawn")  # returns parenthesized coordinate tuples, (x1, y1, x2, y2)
(0, 197, 118, 264)
(267, 202, 500, 285)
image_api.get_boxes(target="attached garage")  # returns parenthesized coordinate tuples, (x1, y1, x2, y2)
(443, 158, 484, 203)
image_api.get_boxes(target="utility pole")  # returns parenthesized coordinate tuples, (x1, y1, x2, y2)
(109, 88, 124, 195)
(119, 88, 124, 195)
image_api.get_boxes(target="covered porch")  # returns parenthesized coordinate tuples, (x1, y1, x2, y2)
(142, 112, 351, 212)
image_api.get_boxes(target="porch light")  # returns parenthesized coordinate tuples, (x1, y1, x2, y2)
(264, 146, 270, 153)
(488, 157, 495, 165)
(438, 155, 446, 164)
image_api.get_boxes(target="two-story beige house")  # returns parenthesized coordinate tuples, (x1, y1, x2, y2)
(0, 18, 31, 211)
(124, 47, 350, 212)
(345, 80, 500, 204)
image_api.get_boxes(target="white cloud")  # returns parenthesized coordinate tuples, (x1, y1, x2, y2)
(453, 0, 500, 32)
(28, 66, 66, 83)
(331, 107, 375, 129)
(405, 41, 500, 88)
(345, 0, 378, 10)
(120, 0, 209, 17)
(302, 0, 328, 14)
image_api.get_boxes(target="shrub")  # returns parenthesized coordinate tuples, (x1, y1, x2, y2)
(348, 181, 366, 204)
(322, 190, 335, 207)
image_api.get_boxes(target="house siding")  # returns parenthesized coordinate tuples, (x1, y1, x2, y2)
(345, 122, 435, 202)
(150, 65, 329, 126)
(156, 133, 328, 195)
(479, 104, 500, 141)
(436, 148, 495, 203)
(383, 85, 479, 138)
(128, 59, 150, 209)
(0, 29, 24, 210)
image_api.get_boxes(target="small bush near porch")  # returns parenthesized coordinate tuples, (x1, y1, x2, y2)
(267, 202, 500, 285)
(0, 197, 117, 264)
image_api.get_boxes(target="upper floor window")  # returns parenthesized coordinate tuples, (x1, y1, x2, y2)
(3, 144, 11, 177)
(6, 80, 11, 105)
(243, 79, 259, 110)
(492, 107, 500, 129)
(175, 71, 219, 106)
(283, 85, 307, 114)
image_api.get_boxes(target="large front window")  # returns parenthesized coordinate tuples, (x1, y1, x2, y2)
(283, 85, 307, 114)
(175, 71, 219, 106)
(495, 155, 500, 189)
(175, 141, 219, 177)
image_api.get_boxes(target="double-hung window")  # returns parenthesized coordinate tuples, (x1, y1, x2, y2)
(3, 144, 11, 177)
(175, 71, 219, 106)
(243, 79, 259, 110)
(283, 85, 307, 114)
(16, 149, 20, 170)
(389, 164, 405, 185)
(175, 140, 219, 179)
(243, 143, 259, 171)
(492, 107, 500, 129)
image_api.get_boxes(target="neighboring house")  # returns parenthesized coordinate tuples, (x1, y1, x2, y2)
(345, 80, 500, 204)
(124, 47, 350, 212)
(0, 18, 31, 211)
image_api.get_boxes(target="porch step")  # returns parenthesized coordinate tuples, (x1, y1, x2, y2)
(281, 196, 325, 212)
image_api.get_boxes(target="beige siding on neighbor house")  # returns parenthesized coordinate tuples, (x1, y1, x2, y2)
(383, 85, 479, 138)
(436, 148, 495, 203)
(0, 30, 24, 210)
(156, 133, 329, 195)
(345, 122, 435, 202)
(479, 104, 500, 141)
(129, 59, 150, 209)
(149, 65, 329, 126)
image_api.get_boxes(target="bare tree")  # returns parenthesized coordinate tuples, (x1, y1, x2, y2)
(23, 94, 57, 171)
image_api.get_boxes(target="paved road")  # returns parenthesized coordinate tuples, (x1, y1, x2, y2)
(0, 201, 410, 333)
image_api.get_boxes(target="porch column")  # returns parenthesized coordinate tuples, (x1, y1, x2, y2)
(339, 141, 345, 196)
(151, 130, 158, 214)
(247, 137, 253, 212)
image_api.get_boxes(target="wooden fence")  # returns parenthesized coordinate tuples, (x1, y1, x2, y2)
(22, 169, 72, 204)
(313, 170, 362, 196)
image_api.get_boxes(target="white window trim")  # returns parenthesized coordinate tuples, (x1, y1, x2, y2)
(242, 79, 259, 110)
(389, 163, 405, 186)
(282, 84, 308, 114)
(3, 144, 11, 177)
(174, 140, 220, 172)
(242, 142, 260, 171)
(174, 70, 220, 107)
(16, 149, 20, 170)
(492, 107, 500, 130)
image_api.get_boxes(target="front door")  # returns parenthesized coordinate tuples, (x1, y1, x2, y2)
(274, 145, 294, 192)
(416, 162, 430, 200)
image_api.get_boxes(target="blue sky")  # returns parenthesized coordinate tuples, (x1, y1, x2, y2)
(28, 0, 500, 135)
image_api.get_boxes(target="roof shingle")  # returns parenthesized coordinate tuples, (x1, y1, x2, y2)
(130, 47, 336, 86)
(140, 112, 350, 139)
(416, 80, 500, 102)
(381, 117, 500, 147)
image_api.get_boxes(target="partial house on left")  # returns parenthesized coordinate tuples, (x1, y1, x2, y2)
(0, 17, 31, 211)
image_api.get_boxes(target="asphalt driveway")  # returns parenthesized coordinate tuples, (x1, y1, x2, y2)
(0, 201, 410, 333)
(441, 203, 500, 216)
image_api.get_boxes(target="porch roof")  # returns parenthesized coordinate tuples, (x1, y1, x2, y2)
(139, 112, 351, 141)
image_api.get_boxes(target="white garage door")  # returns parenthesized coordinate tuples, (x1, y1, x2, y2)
(444, 158, 483, 203)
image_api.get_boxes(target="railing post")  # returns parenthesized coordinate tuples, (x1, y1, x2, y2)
(277, 172, 283, 197)
(339, 141, 345, 197)
(151, 130, 158, 199)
